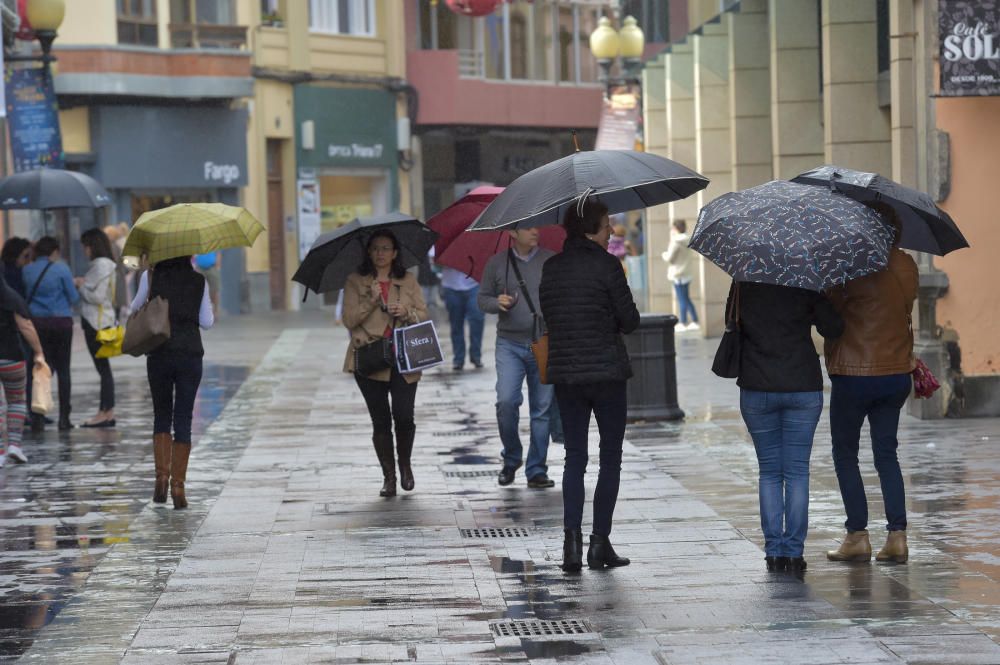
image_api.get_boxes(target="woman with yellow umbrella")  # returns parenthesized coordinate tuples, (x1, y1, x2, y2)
(123, 203, 263, 509)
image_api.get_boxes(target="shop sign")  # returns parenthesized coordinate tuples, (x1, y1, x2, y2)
(295, 86, 396, 169)
(328, 143, 385, 160)
(939, 0, 1000, 97)
(203, 161, 241, 185)
(4, 66, 64, 171)
(297, 178, 322, 260)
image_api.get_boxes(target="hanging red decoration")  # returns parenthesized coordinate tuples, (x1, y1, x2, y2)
(445, 0, 502, 17)
(15, 0, 34, 40)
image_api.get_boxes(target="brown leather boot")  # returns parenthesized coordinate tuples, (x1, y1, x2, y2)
(372, 433, 396, 497)
(170, 442, 191, 509)
(153, 433, 172, 503)
(876, 530, 908, 563)
(396, 425, 415, 492)
(826, 530, 872, 562)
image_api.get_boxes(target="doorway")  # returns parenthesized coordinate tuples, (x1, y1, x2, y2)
(266, 139, 287, 310)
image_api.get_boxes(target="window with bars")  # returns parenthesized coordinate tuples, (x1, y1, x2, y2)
(309, 0, 376, 37)
(117, 0, 158, 47)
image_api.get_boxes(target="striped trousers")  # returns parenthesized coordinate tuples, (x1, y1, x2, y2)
(0, 361, 27, 452)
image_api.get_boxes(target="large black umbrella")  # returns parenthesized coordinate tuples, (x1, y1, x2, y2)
(791, 165, 968, 255)
(469, 150, 708, 230)
(0, 168, 112, 209)
(292, 212, 438, 295)
(690, 180, 894, 292)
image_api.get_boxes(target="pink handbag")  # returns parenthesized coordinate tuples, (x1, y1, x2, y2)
(912, 358, 941, 399)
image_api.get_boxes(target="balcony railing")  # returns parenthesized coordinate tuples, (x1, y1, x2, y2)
(169, 23, 248, 50)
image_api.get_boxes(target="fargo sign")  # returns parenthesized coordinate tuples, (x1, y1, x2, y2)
(940, 0, 1000, 96)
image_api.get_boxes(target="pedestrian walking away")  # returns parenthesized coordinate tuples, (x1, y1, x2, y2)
(662, 220, 699, 331)
(342, 230, 429, 498)
(725, 280, 844, 574)
(23, 236, 79, 432)
(539, 195, 640, 572)
(0, 275, 45, 467)
(131, 256, 215, 509)
(440, 267, 484, 371)
(478, 228, 556, 489)
(75, 229, 118, 428)
(825, 204, 918, 565)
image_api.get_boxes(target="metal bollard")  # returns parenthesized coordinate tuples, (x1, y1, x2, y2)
(625, 313, 684, 422)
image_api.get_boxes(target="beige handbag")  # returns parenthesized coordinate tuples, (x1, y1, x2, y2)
(122, 274, 171, 356)
(31, 360, 53, 415)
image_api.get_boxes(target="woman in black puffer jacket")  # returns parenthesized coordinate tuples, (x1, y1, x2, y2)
(539, 196, 640, 573)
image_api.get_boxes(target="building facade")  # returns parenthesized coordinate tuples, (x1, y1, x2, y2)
(642, 0, 999, 418)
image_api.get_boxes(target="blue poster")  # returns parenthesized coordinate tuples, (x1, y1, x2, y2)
(4, 66, 64, 171)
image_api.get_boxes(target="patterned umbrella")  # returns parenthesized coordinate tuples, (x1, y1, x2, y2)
(122, 203, 264, 266)
(690, 180, 894, 292)
(791, 165, 969, 256)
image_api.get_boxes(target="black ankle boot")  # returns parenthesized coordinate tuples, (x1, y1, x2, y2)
(787, 557, 807, 573)
(765, 556, 790, 572)
(562, 529, 583, 572)
(587, 534, 630, 569)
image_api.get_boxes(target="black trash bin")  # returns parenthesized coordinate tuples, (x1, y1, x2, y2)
(625, 313, 684, 422)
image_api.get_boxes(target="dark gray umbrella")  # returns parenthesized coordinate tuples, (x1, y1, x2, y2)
(791, 165, 968, 255)
(469, 150, 708, 230)
(0, 168, 112, 209)
(690, 180, 894, 292)
(292, 212, 438, 295)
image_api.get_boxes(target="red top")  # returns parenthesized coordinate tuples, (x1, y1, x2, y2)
(379, 281, 392, 338)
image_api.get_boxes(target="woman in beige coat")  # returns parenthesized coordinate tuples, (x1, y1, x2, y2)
(342, 229, 429, 497)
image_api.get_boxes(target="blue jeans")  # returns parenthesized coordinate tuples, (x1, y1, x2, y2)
(495, 337, 553, 479)
(740, 389, 823, 557)
(442, 287, 484, 367)
(673, 281, 698, 325)
(830, 373, 911, 533)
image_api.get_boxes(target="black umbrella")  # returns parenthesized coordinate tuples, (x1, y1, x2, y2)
(292, 212, 438, 295)
(690, 180, 894, 292)
(0, 168, 112, 209)
(469, 150, 708, 230)
(791, 165, 968, 255)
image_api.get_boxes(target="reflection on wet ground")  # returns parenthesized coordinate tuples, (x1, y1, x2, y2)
(2, 316, 1000, 663)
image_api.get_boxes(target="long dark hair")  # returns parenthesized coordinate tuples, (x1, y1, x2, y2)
(1, 237, 30, 264)
(81, 228, 114, 260)
(563, 197, 609, 239)
(358, 230, 407, 279)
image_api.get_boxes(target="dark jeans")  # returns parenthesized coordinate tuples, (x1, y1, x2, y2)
(355, 368, 418, 439)
(830, 373, 912, 533)
(81, 319, 115, 411)
(673, 281, 698, 325)
(34, 317, 73, 422)
(147, 354, 203, 443)
(556, 380, 628, 537)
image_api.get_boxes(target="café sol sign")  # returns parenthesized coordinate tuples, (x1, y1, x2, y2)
(939, 0, 1000, 96)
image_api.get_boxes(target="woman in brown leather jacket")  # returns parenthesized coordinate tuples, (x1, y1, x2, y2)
(342, 230, 429, 498)
(824, 207, 917, 564)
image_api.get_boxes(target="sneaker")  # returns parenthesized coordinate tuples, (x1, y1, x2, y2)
(675, 322, 690, 332)
(686, 322, 700, 331)
(7, 445, 26, 463)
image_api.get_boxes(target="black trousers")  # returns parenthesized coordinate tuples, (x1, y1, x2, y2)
(355, 369, 417, 439)
(147, 354, 203, 443)
(81, 319, 115, 411)
(34, 317, 73, 422)
(556, 380, 628, 537)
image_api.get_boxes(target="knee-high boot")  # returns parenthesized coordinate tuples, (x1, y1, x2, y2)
(170, 442, 191, 509)
(153, 433, 172, 503)
(396, 426, 415, 491)
(373, 433, 396, 497)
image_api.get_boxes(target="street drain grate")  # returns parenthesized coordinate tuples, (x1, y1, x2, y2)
(443, 469, 497, 478)
(489, 619, 590, 638)
(460, 527, 531, 538)
(434, 430, 491, 437)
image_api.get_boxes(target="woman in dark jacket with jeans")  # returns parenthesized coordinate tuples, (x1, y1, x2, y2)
(540, 197, 640, 572)
(730, 281, 843, 572)
(130, 256, 214, 509)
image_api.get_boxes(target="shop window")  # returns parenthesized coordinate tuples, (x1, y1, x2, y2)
(170, 0, 247, 49)
(309, 0, 376, 37)
(876, 0, 890, 74)
(117, 0, 158, 47)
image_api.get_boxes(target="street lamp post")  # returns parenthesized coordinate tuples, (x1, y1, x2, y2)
(588, 14, 645, 96)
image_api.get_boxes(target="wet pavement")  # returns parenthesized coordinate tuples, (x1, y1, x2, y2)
(1, 310, 999, 664)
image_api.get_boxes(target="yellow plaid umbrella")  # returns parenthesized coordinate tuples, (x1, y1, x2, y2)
(122, 203, 264, 266)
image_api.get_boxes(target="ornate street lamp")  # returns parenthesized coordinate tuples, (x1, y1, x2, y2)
(589, 16, 620, 85)
(588, 14, 645, 94)
(24, 0, 65, 63)
(618, 15, 645, 79)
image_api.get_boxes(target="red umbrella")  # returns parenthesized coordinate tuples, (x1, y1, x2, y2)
(428, 186, 565, 282)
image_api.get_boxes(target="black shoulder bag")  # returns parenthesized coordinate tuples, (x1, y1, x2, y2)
(507, 250, 550, 383)
(355, 283, 398, 376)
(711, 280, 741, 379)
